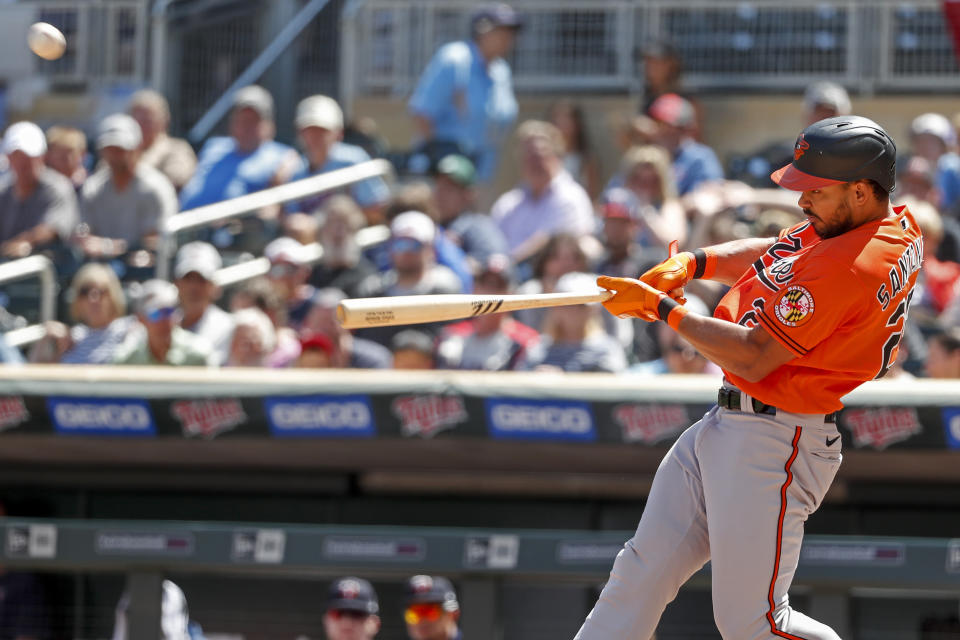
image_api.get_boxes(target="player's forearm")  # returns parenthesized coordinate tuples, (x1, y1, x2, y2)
(674, 313, 779, 382)
(699, 237, 775, 286)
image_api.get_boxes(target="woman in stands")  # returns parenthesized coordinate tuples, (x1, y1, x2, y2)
(612, 144, 688, 250)
(30, 263, 135, 364)
(548, 100, 601, 201)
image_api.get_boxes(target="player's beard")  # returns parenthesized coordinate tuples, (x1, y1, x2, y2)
(803, 200, 856, 239)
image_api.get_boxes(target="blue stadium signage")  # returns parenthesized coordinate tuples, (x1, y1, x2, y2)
(47, 397, 155, 436)
(264, 395, 375, 437)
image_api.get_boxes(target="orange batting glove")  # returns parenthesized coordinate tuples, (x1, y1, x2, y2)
(639, 248, 718, 304)
(597, 276, 690, 329)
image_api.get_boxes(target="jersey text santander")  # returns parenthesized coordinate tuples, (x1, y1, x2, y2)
(715, 205, 922, 413)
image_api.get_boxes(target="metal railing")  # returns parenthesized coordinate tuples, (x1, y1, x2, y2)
(157, 158, 395, 280)
(213, 225, 389, 288)
(0, 256, 57, 349)
(340, 0, 960, 102)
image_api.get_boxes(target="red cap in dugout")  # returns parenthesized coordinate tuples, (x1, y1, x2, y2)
(771, 115, 897, 192)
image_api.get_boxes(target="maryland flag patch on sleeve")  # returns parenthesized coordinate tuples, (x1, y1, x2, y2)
(774, 285, 815, 327)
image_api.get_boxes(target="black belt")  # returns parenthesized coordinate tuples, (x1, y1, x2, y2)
(717, 388, 836, 424)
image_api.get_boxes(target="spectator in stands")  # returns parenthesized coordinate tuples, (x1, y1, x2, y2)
(323, 576, 381, 640)
(286, 95, 390, 224)
(647, 93, 723, 196)
(727, 81, 851, 188)
(432, 154, 509, 270)
(310, 194, 379, 298)
(548, 100, 601, 200)
(78, 114, 177, 259)
(514, 232, 590, 332)
(264, 237, 315, 330)
(359, 211, 462, 298)
(596, 188, 653, 279)
(436, 254, 538, 370)
(391, 330, 436, 370)
(896, 155, 941, 208)
(299, 287, 393, 369)
(295, 332, 335, 368)
(225, 307, 276, 367)
(924, 326, 960, 379)
(0, 499, 51, 640)
(491, 120, 595, 264)
(228, 275, 301, 368)
(909, 112, 960, 216)
(520, 272, 627, 373)
(129, 89, 198, 192)
(375, 183, 472, 293)
(638, 40, 702, 139)
(45, 125, 88, 193)
(408, 3, 521, 183)
(614, 145, 687, 249)
(30, 263, 134, 365)
(403, 575, 461, 640)
(180, 85, 298, 211)
(0, 121, 79, 259)
(629, 295, 722, 376)
(174, 242, 234, 364)
(114, 279, 214, 366)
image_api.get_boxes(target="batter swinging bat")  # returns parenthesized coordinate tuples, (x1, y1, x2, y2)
(337, 290, 613, 329)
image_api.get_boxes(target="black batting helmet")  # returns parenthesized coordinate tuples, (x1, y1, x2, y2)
(771, 116, 896, 193)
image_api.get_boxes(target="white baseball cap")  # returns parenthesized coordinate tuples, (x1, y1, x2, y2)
(174, 241, 222, 281)
(2, 121, 47, 157)
(97, 113, 142, 151)
(295, 95, 343, 131)
(233, 85, 274, 121)
(803, 81, 851, 116)
(910, 113, 956, 147)
(264, 236, 309, 265)
(390, 211, 435, 244)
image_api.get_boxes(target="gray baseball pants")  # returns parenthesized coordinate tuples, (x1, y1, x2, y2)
(575, 398, 843, 639)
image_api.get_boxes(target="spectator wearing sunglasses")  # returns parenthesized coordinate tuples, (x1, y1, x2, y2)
(114, 279, 214, 366)
(323, 576, 381, 640)
(357, 211, 462, 346)
(404, 575, 461, 640)
(29, 263, 134, 364)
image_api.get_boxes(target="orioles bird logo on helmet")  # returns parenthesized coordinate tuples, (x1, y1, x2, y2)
(794, 136, 810, 161)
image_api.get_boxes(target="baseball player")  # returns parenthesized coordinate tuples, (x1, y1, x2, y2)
(578, 116, 922, 639)
(323, 576, 381, 640)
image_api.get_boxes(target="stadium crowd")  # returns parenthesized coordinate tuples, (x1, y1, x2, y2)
(0, 4, 958, 380)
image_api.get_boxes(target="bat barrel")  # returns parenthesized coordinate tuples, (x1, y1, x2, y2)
(336, 291, 612, 329)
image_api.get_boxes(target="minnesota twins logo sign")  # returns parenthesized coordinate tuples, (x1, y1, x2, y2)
(774, 285, 814, 327)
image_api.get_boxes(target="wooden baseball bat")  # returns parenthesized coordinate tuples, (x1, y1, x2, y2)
(337, 290, 613, 329)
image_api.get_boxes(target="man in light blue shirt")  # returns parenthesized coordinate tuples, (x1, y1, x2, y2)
(286, 95, 390, 223)
(180, 85, 298, 211)
(407, 3, 521, 183)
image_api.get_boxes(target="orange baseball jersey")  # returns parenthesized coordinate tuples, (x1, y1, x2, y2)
(715, 205, 923, 414)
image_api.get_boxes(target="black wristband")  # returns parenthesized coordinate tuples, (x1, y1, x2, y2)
(692, 249, 708, 279)
(656, 295, 679, 322)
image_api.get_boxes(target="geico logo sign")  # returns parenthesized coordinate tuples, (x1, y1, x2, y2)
(491, 404, 591, 433)
(54, 403, 151, 430)
(270, 402, 371, 430)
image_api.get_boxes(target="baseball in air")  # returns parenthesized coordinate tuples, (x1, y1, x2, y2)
(27, 22, 66, 61)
